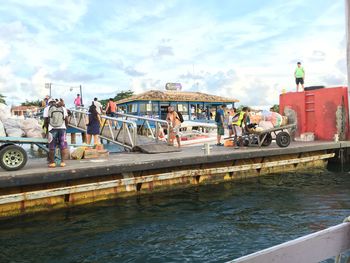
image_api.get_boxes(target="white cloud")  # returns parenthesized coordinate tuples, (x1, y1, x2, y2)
(0, 0, 347, 108)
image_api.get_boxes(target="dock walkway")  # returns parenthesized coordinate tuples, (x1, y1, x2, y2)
(0, 141, 348, 189)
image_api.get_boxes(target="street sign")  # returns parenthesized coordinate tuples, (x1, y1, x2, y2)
(165, 83, 182, 91)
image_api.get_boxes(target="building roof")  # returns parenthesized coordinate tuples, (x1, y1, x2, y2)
(116, 90, 239, 104)
(11, 105, 39, 111)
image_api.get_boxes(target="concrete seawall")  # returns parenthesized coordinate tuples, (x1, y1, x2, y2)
(0, 141, 349, 218)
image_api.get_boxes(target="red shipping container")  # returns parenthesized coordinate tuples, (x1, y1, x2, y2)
(279, 86, 350, 140)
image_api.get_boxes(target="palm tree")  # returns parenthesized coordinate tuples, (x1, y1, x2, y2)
(0, 94, 6, 105)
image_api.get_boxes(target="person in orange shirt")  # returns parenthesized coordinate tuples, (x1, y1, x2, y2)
(166, 106, 181, 148)
(105, 98, 117, 117)
(105, 98, 117, 127)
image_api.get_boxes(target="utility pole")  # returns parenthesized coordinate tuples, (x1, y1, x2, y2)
(79, 85, 83, 106)
(45, 83, 52, 97)
(346, 0, 350, 89)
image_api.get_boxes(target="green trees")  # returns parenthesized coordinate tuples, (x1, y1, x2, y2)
(0, 94, 6, 105)
(21, 100, 42, 107)
(100, 90, 134, 107)
(113, 90, 134, 101)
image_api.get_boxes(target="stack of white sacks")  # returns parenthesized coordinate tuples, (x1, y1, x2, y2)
(249, 110, 288, 133)
(0, 103, 43, 138)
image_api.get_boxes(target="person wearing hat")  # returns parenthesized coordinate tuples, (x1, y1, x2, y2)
(294, 62, 305, 92)
(43, 98, 69, 168)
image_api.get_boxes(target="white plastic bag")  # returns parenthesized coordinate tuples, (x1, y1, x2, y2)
(3, 118, 25, 137)
(0, 120, 5, 137)
(21, 118, 43, 138)
(259, 121, 274, 130)
(0, 103, 11, 122)
(6, 128, 25, 137)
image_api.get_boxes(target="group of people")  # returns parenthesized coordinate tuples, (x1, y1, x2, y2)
(42, 94, 120, 168)
(215, 105, 250, 148)
(84, 97, 120, 145)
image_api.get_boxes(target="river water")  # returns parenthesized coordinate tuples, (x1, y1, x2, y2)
(0, 168, 349, 263)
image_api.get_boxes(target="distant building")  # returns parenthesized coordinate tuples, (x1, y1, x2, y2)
(11, 106, 39, 117)
(116, 90, 239, 120)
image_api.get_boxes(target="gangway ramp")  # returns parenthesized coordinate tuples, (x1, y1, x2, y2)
(68, 109, 178, 153)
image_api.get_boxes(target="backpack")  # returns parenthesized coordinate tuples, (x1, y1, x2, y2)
(215, 111, 221, 122)
(231, 113, 240, 123)
(48, 105, 65, 128)
(176, 111, 184, 123)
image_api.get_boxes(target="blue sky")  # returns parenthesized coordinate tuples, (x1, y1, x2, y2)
(0, 0, 346, 107)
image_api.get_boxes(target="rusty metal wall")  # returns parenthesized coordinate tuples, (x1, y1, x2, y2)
(0, 151, 333, 219)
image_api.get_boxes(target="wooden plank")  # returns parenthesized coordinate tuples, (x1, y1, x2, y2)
(230, 222, 350, 263)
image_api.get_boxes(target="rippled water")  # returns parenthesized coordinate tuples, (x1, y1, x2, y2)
(0, 169, 350, 263)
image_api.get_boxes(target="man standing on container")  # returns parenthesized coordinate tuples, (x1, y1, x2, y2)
(215, 104, 226, 146)
(294, 62, 305, 92)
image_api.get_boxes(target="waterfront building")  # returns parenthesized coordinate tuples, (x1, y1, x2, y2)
(116, 90, 239, 121)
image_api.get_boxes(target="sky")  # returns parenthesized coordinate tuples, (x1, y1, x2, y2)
(0, 0, 347, 107)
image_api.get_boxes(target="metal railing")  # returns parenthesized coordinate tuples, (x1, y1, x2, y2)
(115, 112, 170, 144)
(229, 216, 350, 263)
(68, 109, 137, 149)
(68, 109, 170, 149)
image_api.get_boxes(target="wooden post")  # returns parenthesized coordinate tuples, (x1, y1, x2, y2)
(71, 133, 76, 144)
(81, 132, 87, 143)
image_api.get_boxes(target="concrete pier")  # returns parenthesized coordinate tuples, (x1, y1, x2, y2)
(0, 141, 349, 218)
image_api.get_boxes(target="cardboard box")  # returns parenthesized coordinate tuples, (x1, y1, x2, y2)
(98, 150, 109, 158)
(84, 149, 99, 159)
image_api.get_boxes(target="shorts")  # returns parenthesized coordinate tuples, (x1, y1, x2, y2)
(232, 125, 242, 137)
(108, 112, 117, 118)
(49, 129, 67, 150)
(296, 78, 304, 85)
(217, 124, 224, 136)
(172, 125, 181, 137)
(228, 124, 232, 130)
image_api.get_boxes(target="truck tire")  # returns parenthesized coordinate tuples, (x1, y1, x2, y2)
(276, 132, 291, 147)
(0, 144, 28, 171)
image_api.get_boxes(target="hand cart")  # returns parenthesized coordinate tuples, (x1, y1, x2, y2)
(227, 124, 296, 148)
(0, 136, 49, 171)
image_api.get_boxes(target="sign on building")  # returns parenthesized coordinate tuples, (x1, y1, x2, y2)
(165, 83, 182, 91)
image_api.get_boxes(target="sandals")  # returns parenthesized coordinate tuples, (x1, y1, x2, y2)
(48, 162, 66, 168)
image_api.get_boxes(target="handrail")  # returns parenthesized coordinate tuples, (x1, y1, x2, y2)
(115, 112, 170, 144)
(67, 108, 170, 148)
(229, 217, 350, 263)
(116, 112, 169, 124)
(68, 109, 138, 149)
(75, 107, 170, 144)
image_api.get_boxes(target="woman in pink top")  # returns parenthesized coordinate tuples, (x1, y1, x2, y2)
(74, 94, 82, 108)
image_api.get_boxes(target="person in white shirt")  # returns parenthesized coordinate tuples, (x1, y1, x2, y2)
(93, 97, 103, 115)
(43, 99, 69, 168)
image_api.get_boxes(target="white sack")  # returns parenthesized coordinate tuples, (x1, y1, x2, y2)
(0, 120, 5, 137)
(259, 121, 274, 130)
(21, 118, 43, 138)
